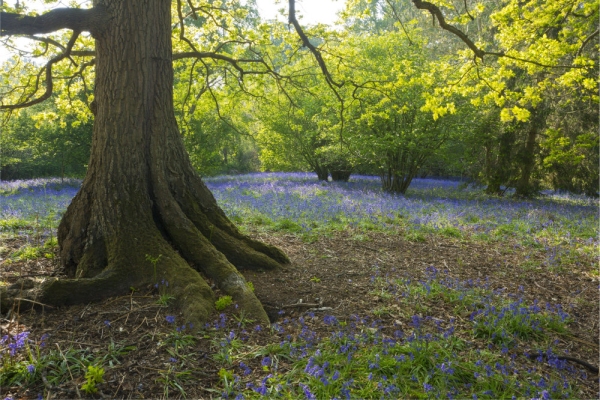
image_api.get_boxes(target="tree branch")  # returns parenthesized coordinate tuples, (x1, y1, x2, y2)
(411, 0, 484, 58)
(411, 0, 591, 69)
(173, 51, 264, 75)
(576, 28, 599, 58)
(288, 0, 344, 91)
(384, 0, 413, 45)
(1, 31, 80, 110)
(1, 6, 109, 37)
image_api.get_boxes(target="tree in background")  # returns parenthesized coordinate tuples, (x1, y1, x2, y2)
(333, 28, 470, 193)
(256, 84, 330, 180)
(413, 0, 598, 196)
(1, 103, 92, 180)
(254, 47, 352, 181)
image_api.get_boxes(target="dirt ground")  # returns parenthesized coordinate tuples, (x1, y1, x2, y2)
(1, 230, 598, 399)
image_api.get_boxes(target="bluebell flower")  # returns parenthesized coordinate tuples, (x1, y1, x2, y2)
(165, 315, 176, 324)
(239, 362, 252, 375)
(39, 334, 48, 348)
(261, 356, 271, 367)
(299, 383, 316, 399)
(332, 370, 340, 381)
(254, 384, 267, 396)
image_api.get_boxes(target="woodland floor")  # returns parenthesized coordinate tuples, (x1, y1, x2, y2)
(1, 229, 599, 399)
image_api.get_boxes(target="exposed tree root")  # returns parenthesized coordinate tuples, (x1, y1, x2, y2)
(1, 172, 284, 327)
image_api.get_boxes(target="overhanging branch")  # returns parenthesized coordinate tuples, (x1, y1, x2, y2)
(411, 0, 591, 69)
(411, 0, 484, 58)
(288, 0, 344, 91)
(1, 6, 109, 37)
(1, 31, 80, 110)
(173, 51, 277, 77)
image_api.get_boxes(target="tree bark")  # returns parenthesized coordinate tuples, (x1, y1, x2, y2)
(314, 164, 329, 181)
(2, 0, 289, 325)
(515, 107, 545, 197)
(514, 124, 538, 197)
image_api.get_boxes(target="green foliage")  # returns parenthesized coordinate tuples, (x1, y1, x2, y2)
(11, 245, 42, 261)
(1, 106, 92, 180)
(81, 365, 105, 395)
(156, 365, 191, 399)
(273, 218, 303, 233)
(542, 127, 599, 196)
(146, 253, 163, 283)
(215, 295, 234, 311)
(2, 0, 597, 196)
(254, 66, 346, 180)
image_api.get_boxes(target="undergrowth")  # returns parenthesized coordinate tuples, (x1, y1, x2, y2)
(1, 267, 588, 399)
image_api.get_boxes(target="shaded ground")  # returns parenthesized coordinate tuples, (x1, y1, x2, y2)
(1, 230, 598, 399)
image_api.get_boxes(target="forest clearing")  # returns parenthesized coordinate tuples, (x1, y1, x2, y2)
(1, 174, 598, 399)
(1, 0, 598, 398)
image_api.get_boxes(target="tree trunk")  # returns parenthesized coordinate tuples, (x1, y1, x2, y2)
(328, 161, 352, 182)
(514, 124, 538, 197)
(485, 130, 516, 196)
(314, 165, 329, 181)
(515, 108, 545, 197)
(330, 170, 351, 181)
(6, 0, 289, 325)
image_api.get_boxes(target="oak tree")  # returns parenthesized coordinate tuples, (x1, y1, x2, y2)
(0, 0, 290, 325)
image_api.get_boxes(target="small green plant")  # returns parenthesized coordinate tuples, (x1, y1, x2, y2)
(439, 226, 462, 238)
(163, 330, 196, 352)
(157, 293, 175, 306)
(11, 245, 42, 261)
(215, 295, 233, 311)
(372, 305, 394, 317)
(246, 281, 255, 292)
(44, 236, 58, 248)
(405, 231, 427, 242)
(145, 253, 163, 283)
(232, 310, 254, 328)
(310, 276, 321, 283)
(81, 365, 104, 395)
(156, 365, 190, 399)
(211, 332, 243, 365)
(218, 368, 235, 397)
(274, 218, 302, 232)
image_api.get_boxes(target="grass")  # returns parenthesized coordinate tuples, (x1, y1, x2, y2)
(2, 173, 597, 265)
(1, 173, 598, 399)
(203, 269, 579, 399)
(205, 173, 597, 272)
(2, 285, 580, 399)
